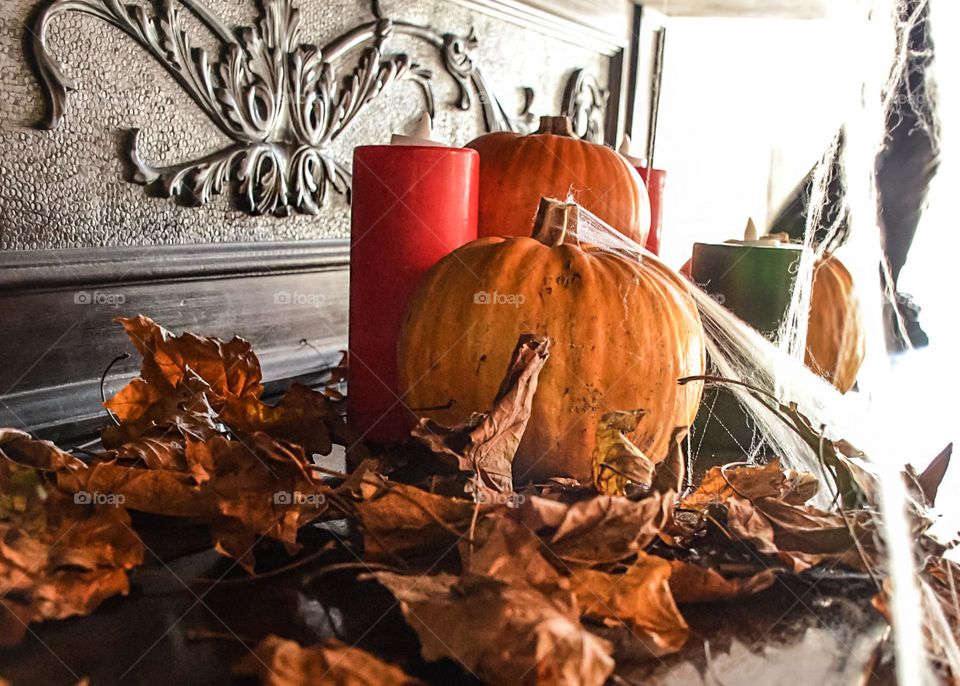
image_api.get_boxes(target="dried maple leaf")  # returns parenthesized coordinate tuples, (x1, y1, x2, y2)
(102, 317, 341, 461)
(56, 460, 218, 520)
(0, 452, 144, 645)
(220, 383, 340, 458)
(112, 315, 263, 403)
(667, 559, 776, 603)
(682, 461, 872, 573)
(682, 460, 818, 510)
(235, 634, 423, 685)
(650, 427, 689, 496)
(0, 428, 86, 474)
(54, 433, 328, 574)
(374, 571, 614, 686)
(102, 316, 254, 447)
(591, 410, 655, 498)
(412, 335, 550, 497)
(353, 476, 484, 566)
(514, 491, 675, 565)
(183, 435, 328, 572)
(461, 513, 574, 610)
(570, 552, 689, 657)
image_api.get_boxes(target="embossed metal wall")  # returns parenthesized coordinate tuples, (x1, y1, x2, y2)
(0, 0, 612, 250)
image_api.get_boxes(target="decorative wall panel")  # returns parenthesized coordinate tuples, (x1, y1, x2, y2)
(0, 0, 613, 250)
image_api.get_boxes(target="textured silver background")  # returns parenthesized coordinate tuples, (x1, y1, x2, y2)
(0, 0, 609, 250)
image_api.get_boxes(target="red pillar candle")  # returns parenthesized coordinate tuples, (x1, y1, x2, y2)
(349, 144, 479, 443)
(618, 135, 666, 256)
(637, 167, 666, 256)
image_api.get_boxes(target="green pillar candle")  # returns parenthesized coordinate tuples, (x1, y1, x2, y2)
(690, 241, 803, 337)
(688, 238, 806, 471)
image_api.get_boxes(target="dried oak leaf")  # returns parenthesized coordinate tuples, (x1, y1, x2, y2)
(235, 634, 423, 686)
(514, 491, 676, 565)
(0, 450, 144, 645)
(374, 571, 614, 686)
(412, 335, 550, 497)
(570, 552, 688, 657)
(667, 559, 776, 604)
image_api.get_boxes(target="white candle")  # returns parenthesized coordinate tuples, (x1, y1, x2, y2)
(726, 218, 786, 246)
(389, 113, 446, 147)
(617, 133, 646, 167)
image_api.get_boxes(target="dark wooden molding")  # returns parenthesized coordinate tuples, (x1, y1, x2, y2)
(0, 241, 349, 445)
(0, 240, 350, 291)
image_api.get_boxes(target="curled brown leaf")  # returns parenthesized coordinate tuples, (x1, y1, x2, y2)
(412, 335, 550, 497)
(0, 457, 143, 645)
(515, 491, 676, 565)
(235, 634, 423, 685)
(591, 410, 654, 498)
(570, 552, 689, 657)
(667, 559, 777, 604)
(374, 571, 614, 686)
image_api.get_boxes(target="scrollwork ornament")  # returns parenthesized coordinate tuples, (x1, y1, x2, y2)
(29, 0, 534, 216)
(562, 68, 609, 143)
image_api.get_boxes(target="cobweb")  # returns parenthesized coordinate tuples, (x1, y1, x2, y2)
(568, 1, 954, 681)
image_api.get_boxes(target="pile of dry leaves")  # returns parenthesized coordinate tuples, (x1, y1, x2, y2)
(0, 317, 956, 685)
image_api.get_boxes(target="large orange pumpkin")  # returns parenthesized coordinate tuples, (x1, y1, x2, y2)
(806, 256, 865, 393)
(397, 198, 705, 483)
(466, 116, 651, 245)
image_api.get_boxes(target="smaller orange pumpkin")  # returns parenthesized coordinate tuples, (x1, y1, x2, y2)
(467, 116, 651, 245)
(806, 256, 865, 393)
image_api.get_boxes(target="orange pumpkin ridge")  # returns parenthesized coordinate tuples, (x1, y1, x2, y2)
(466, 116, 651, 246)
(805, 256, 865, 393)
(398, 198, 704, 482)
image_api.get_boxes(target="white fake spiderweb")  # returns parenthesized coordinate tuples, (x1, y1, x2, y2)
(566, 1, 956, 679)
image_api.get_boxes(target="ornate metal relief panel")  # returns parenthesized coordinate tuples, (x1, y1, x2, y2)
(28, 0, 542, 216)
(563, 68, 609, 144)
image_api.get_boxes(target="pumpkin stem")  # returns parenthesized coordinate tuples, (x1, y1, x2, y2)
(532, 197, 581, 247)
(535, 116, 575, 137)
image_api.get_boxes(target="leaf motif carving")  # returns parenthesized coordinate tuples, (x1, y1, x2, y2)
(29, 0, 541, 215)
